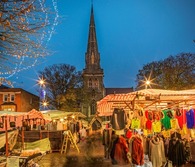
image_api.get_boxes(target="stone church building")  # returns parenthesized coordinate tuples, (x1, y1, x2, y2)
(82, 5, 133, 119)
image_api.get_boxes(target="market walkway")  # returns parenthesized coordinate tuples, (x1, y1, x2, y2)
(36, 132, 114, 167)
(35, 132, 195, 167)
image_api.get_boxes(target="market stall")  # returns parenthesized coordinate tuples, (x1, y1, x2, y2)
(98, 89, 195, 166)
(97, 88, 195, 140)
(97, 88, 195, 116)
(0, 109, 50, 156)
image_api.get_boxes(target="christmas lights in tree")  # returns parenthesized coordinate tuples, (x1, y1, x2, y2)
(0, 0, 59, 86)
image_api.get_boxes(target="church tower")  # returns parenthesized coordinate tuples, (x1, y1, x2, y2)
(82, 5, 105, 117)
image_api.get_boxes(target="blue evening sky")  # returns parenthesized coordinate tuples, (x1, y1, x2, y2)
(12, 0, 195, 95)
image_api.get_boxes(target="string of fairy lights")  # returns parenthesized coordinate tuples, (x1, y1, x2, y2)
(0, 0, 59, 86)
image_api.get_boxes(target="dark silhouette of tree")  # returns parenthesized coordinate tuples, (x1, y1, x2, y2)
(38, 64, 84, 111)
(136, 53, 195, 90)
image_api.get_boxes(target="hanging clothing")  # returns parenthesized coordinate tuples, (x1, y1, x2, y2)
(168, 139, 185, 166)
(186, 109, 194, 129)
(130, 135, 144, 166)
(134, 110, 146, 129)
(145, 110, 153, 131)
(142, 136, 150, 155)
(131, 118, 141, 129)
(152, 121, 161, 133)
(161, 109, 173, 130)
(114, 135, 129, 165)
(149, 137, 166, 167)
(125, 128, 133, 139)
(175, 108, 186, 129)
(170, 118, 180, 130)
(182, 138, 191, 163)
(110, 108, 127, 130)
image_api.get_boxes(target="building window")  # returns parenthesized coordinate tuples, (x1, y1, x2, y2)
(88, 78, 92, 88)
(10, 95, 15, 102)
(1, 105, 16, 111)
(94, 78, 99, 89)
(3, 95, 8, 102)
(92, 89, 95, 98)
(91, 100, 96, 115)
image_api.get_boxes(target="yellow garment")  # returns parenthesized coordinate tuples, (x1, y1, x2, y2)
(131, 118, 140, 129)
(152, 121, 161, 133)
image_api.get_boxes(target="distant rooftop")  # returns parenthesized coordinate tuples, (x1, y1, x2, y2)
(0, 85, 9, 89)
(105, 87, 134, 95)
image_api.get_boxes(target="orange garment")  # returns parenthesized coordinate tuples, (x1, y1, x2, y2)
(114, 136, 129, 165)
(131, 136, 144, 165)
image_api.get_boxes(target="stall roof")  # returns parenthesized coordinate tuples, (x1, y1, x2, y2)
(0, 109, 48, 119)
(40, 110, 86, 120)
(97, 89, 195, 116)
(0, 109, 50, 131)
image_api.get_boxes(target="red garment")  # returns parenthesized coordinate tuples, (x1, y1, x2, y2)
(126, 129, 132, 139)
(145, 110, 153, 130)
(132, 136, 144, 165)
(175, 109, 186, 129)
(114, 136, 129, 165)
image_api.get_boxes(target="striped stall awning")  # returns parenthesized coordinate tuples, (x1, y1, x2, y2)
(97, 89, 195, 116)
(97, 93, 136, 116)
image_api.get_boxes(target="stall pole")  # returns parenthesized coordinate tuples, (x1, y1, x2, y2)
(5, 115, 9, 157)
(22, 127, 25, 150)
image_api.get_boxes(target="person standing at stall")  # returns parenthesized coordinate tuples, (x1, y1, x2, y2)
(79, 126, 87, 141)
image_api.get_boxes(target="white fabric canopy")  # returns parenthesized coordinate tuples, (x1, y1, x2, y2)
(97, 89, 195, 116)
(40, 110, 86, 120)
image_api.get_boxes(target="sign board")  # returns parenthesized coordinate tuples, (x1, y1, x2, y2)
(7, 156, 19, 167)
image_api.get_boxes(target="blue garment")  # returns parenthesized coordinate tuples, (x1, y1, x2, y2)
(186, 109, 194, 129)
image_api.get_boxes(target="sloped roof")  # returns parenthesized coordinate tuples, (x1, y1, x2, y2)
(97, 88, 195, 116)
(0, 85, 9, 89)
(0, 109, 50, 131)
(135, 88, 195, 96)
(105, 87, 134, 95)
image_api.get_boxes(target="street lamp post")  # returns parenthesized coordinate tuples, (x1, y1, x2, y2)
(37, 77, 48, 110)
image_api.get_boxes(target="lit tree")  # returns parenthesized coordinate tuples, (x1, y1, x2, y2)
(136, 53, 195, 90)
(0, 0, 58, 86)
(38, 64, 84, 111)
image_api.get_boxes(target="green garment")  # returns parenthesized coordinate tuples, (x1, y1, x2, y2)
(160, 109, 173, 130)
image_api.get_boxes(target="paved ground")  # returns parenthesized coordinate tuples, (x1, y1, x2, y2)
(33, 132, 195, 167)
(35, 132, 113, 167)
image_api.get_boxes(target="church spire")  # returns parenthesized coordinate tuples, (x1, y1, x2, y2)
(82, 3, 105, 117)
(85, 4, 102, 72)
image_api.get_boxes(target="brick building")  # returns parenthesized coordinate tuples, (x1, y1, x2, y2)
(0, 85, 39, 112)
